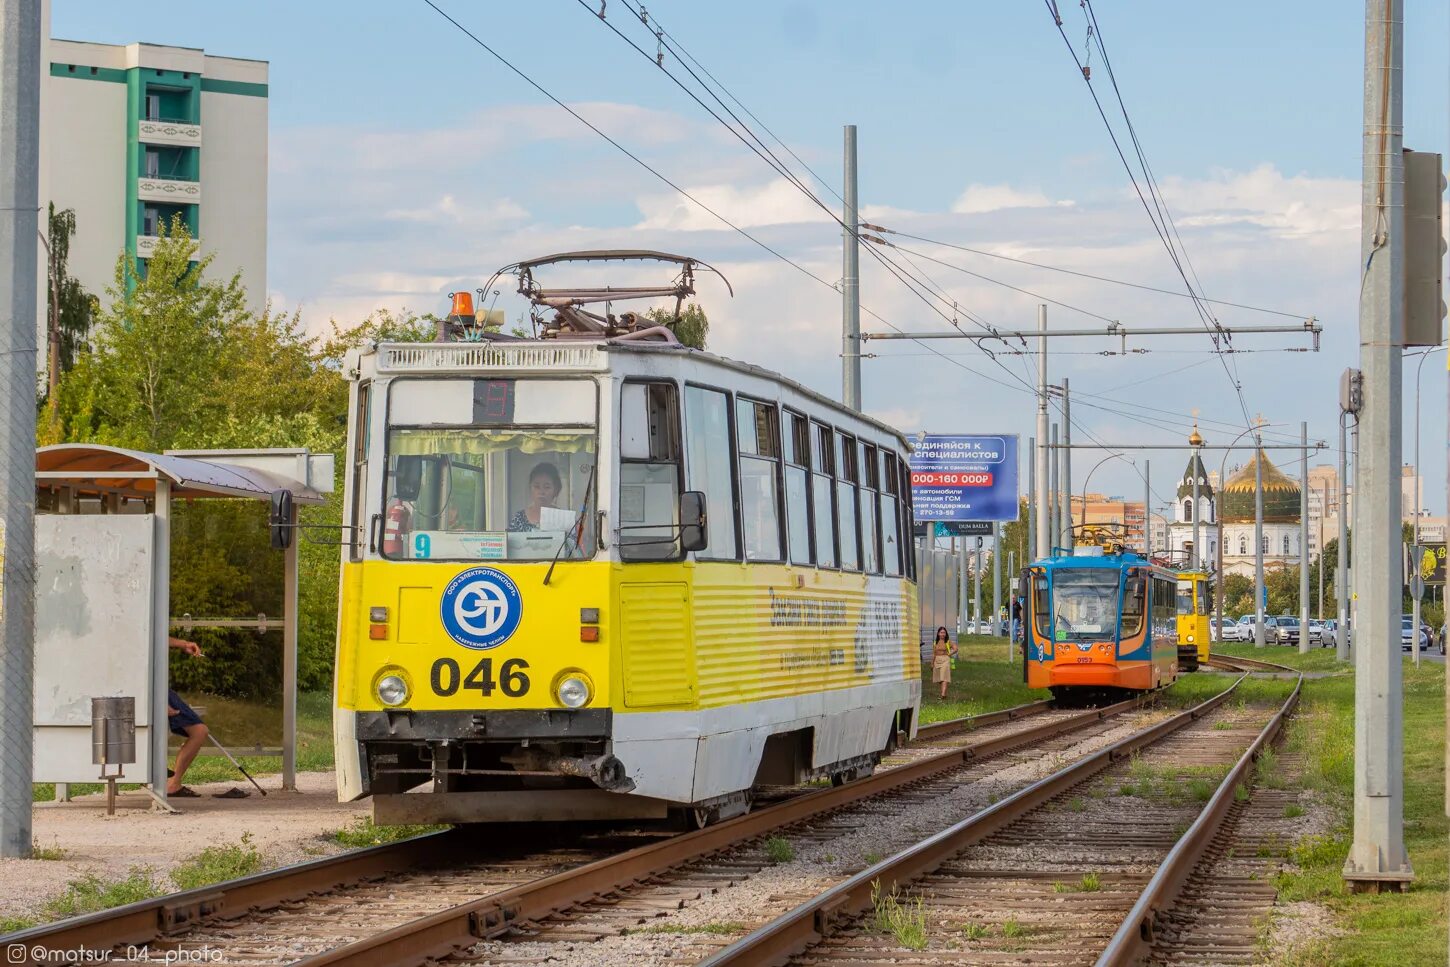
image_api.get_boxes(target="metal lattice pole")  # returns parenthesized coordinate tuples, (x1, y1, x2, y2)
(0, 0, 40, 860)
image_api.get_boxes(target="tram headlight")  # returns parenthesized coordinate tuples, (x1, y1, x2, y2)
(555, 671, 593, 709)
(375, 669, 411, 707)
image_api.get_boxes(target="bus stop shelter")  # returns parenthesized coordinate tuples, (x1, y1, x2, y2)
(33, 445, 332, 809)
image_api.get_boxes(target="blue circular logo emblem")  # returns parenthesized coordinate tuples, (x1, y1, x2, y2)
(440, 566, 523, 650)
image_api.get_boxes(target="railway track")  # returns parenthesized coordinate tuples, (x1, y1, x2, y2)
(10, 658, 1301, 967)
(4, 697, 1142, 966)
(690, 662, 1301, 967)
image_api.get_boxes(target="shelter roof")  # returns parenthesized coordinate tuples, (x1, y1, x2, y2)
(36, 444, 328, 503)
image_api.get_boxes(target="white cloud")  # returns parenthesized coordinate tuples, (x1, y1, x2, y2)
(1157, 164, 1357, 238)
(951, 183, 1074, 215)
(633, 178, 837, 231)
(384, 195, 530, 226)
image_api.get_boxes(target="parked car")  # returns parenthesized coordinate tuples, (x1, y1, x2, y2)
(1305, 620, 1323, 645)
(1401, 615, 1428, 651)
(1275, 615, 1301, 645)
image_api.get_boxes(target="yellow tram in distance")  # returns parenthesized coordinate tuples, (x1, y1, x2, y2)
(333, 251, 921, 827)
(1174, 569, 1212, 672)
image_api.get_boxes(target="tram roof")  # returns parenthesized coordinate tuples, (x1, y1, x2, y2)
(366, 339, 914, 451)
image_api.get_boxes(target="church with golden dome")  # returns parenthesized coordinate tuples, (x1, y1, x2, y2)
(1163, 422, 1305, 577)
(1217, 450, 1304, 577)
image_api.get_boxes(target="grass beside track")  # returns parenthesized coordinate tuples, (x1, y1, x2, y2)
(918, 636, 1048, 723)
(1212, 643, 1445, 966)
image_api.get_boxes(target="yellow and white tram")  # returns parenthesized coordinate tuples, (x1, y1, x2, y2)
(333, 252, 920, 826)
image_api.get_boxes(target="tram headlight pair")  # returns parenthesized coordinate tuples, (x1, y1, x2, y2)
(374, 667, 411, 707)
(554, 670, 593, 709)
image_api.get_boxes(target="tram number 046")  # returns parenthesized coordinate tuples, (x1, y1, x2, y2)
(430, 657, 530, 697)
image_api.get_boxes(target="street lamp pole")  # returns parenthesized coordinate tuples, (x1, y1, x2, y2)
(1080, 451, 1132, 527)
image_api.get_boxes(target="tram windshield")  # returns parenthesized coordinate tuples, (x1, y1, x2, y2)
(1048, 568, 1123, 641)
(1176, 583, 1194, 615)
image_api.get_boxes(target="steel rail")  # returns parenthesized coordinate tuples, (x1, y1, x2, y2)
(914, 697, 1054, 740)
(2, 696, 1119, 962)
(1096, 675, 1303, 965)
(1205, 652, 1298, 674)
(297, 698, 1141, 966)
(697, 674, 1259, 967)
(2, 828, 467, 955)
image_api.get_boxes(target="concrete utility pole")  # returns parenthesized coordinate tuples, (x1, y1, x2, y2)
(1060, 379, 1072, 550)
(973, 538, 982, 634)
(1300, 422, 1311, 655)
(1338, 414, 1351, 659)
(992, 522, 1002, 638)
(1049, 423, 1059, 553)
(1006, 549, 1015, 660)
(0, 0, 40, 860)
(1345, 0, 1412, 892)
(841, 124, 860, 411)
(1318, 481, 1327, 621)
(1027, 435, 1037, 561)
(1254, 427, 1266, 648)
(1035, 305, 1050, 560)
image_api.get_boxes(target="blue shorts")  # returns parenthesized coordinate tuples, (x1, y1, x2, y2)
(168, 689, 204, 737)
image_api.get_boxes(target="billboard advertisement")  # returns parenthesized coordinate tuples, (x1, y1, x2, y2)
(909, 434, 1019, 523)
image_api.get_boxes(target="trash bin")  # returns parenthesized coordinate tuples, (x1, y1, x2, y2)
(91, 696, 136, 766)
(91, 697, 135, 815)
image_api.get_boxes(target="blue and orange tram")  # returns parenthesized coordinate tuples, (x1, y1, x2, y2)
(1021, 528, 1179, 702)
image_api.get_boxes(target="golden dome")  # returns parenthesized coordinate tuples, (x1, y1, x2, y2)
(1219, 450, 1301, 523)
(1188, 423, 1204, 447)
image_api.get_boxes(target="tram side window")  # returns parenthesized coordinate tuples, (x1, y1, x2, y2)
(811, 422, 837, 568)
(784, 411, 813, 565)
(859, 442, 881, 574)
(898, 457, 915, 580)
(880, 450, 902, 577)
(684, 385, 739, 559)
(736, 398, 783, 561)
(618, 381, 682, 561)
(1197, 584, 1207, 615)
(1153, 578, 1176, 638)
(1121, 574, 1146, 636)
(1032, 572, 1051, 640)
(836, 432, 861, 571)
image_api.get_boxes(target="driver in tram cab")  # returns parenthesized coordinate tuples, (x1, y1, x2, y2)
(509, 462, 563, 531)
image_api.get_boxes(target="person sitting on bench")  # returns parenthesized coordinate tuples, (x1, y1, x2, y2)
(167, 636, 210, 797)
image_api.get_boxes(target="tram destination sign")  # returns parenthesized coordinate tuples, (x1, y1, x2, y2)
(909, 434, 1019, 523)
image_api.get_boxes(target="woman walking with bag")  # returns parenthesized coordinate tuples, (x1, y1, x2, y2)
(930, 626, 958, 700)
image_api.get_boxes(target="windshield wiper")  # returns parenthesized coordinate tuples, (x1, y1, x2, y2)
(544, 462, 595, 586)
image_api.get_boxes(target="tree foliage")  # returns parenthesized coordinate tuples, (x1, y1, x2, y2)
(44, 203, 96, 381)
(645, 302, 709, 349)
(47, 219, 435, 697)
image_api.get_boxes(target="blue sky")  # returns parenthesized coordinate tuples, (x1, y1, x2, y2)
(53, 1, 1450, 514)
